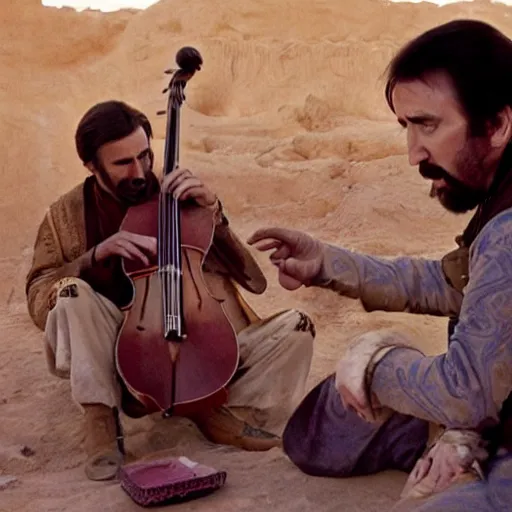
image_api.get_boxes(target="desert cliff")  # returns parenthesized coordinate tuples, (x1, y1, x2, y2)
(1, 1, 510, 510)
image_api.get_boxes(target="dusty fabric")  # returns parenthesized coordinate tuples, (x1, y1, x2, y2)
(44, 278, 125, 409)
(302, 207, 512, 431)
(25, 177, 267, 331)
(44, 277, 314, 434)
(439, 144, 512, 295)
(333, 330, 490, 499)
(312, 241, 463, 316)
(282, 373, 429, 477)
(227, 308, 315, 434)
(285, 182, 512, 505)
(370, 209, 512, 431)
(25, 182, 91, 331)
(391, 453, 512, 512)
(333, 329, 423, 423)
(80, 175, 134, 308)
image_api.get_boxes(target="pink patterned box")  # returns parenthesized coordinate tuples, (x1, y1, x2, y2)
(119, 456, 227, 507)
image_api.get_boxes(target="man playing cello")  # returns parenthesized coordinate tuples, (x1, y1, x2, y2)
(25, 100, 315, 481)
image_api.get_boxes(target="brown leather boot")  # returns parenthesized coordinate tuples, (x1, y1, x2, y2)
(193, 406, 281, 451)
(83, 404, 124, 481)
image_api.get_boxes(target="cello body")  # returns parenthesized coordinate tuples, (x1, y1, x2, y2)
(114, 47, 239, 418)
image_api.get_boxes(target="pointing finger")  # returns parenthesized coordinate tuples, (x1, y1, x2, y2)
(251, 239, 282, 252)
(247, 227, 299, 246)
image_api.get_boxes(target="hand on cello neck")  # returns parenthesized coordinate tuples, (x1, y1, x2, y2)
(161, 167, 218, 210)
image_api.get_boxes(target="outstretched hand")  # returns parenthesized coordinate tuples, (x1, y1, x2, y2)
(247, 227, 325, 290)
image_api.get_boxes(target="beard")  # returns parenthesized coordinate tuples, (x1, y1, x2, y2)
(420, 139, 490, 213)
(96, 157, 160, 205)
(114, 173, 159, 204)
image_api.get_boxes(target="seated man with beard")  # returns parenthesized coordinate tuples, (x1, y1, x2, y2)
(248, 19, 512, 511)
(25, 100, 315, 481)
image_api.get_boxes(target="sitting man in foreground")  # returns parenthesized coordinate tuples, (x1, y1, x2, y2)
(248, 19, 512, 511)
(25, 100, 315, 481)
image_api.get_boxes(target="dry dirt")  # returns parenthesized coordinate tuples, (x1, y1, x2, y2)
(1, 0, 510, 510)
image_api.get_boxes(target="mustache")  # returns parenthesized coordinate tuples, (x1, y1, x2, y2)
(419, 161, 487, 213)
(117, 178, 148, 197)
(115, 172, 160, 204)
(118, 177, 147, 190)
(418, 161, 478, 191)
(418, 161, 452, 182)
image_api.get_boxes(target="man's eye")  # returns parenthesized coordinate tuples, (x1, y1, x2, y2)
(422, 124, 437, 134)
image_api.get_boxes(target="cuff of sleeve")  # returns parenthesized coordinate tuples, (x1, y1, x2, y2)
(336, 330, 423, 423)
(308, 244, 355, 289)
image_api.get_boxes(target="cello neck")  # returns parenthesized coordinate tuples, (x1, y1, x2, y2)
(161, 48, 202, 177)
(157, 48, 203, 341)
(161, 78, 182, 177)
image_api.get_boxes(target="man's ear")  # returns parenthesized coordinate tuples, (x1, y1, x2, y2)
(85, 162, 95, 173)
(489, 106, 512, 149)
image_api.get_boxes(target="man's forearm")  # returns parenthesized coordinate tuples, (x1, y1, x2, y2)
(312, 243, 462, 316)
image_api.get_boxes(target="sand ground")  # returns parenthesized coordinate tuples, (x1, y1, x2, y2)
(1, 1, 510, 510)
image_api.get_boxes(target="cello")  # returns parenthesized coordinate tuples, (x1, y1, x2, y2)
(115, 47, 239, 419)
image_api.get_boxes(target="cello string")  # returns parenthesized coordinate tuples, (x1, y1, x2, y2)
(167, 187, 171, 334)
(165, 196, 170, 334)
(175, 200, 181, 331)
(158, 192, 167, 333)
(170, 105, 180, 335)
(168, 187, 174, 334)
(169, 191, 175, 332)
(176, 105, 183, 335)
(169, 195, 174, 332)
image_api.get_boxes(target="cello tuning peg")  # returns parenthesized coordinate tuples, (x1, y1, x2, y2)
(164, 68, 175, 75)
(162, 87, 169, 93)
(156, 110, 166, 116)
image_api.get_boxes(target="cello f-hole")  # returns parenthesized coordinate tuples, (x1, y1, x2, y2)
(135, 276, 151, 331)
(184, 249, 202, 309)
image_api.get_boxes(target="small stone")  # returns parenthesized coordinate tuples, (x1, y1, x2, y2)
(20, 446, 35, 457)
(0, 475, 17, 489)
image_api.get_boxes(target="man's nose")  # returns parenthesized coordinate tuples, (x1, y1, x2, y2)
(129, 158, 146, 179)
(408, 144, 429, 166)
(407, 132, 429, 166)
